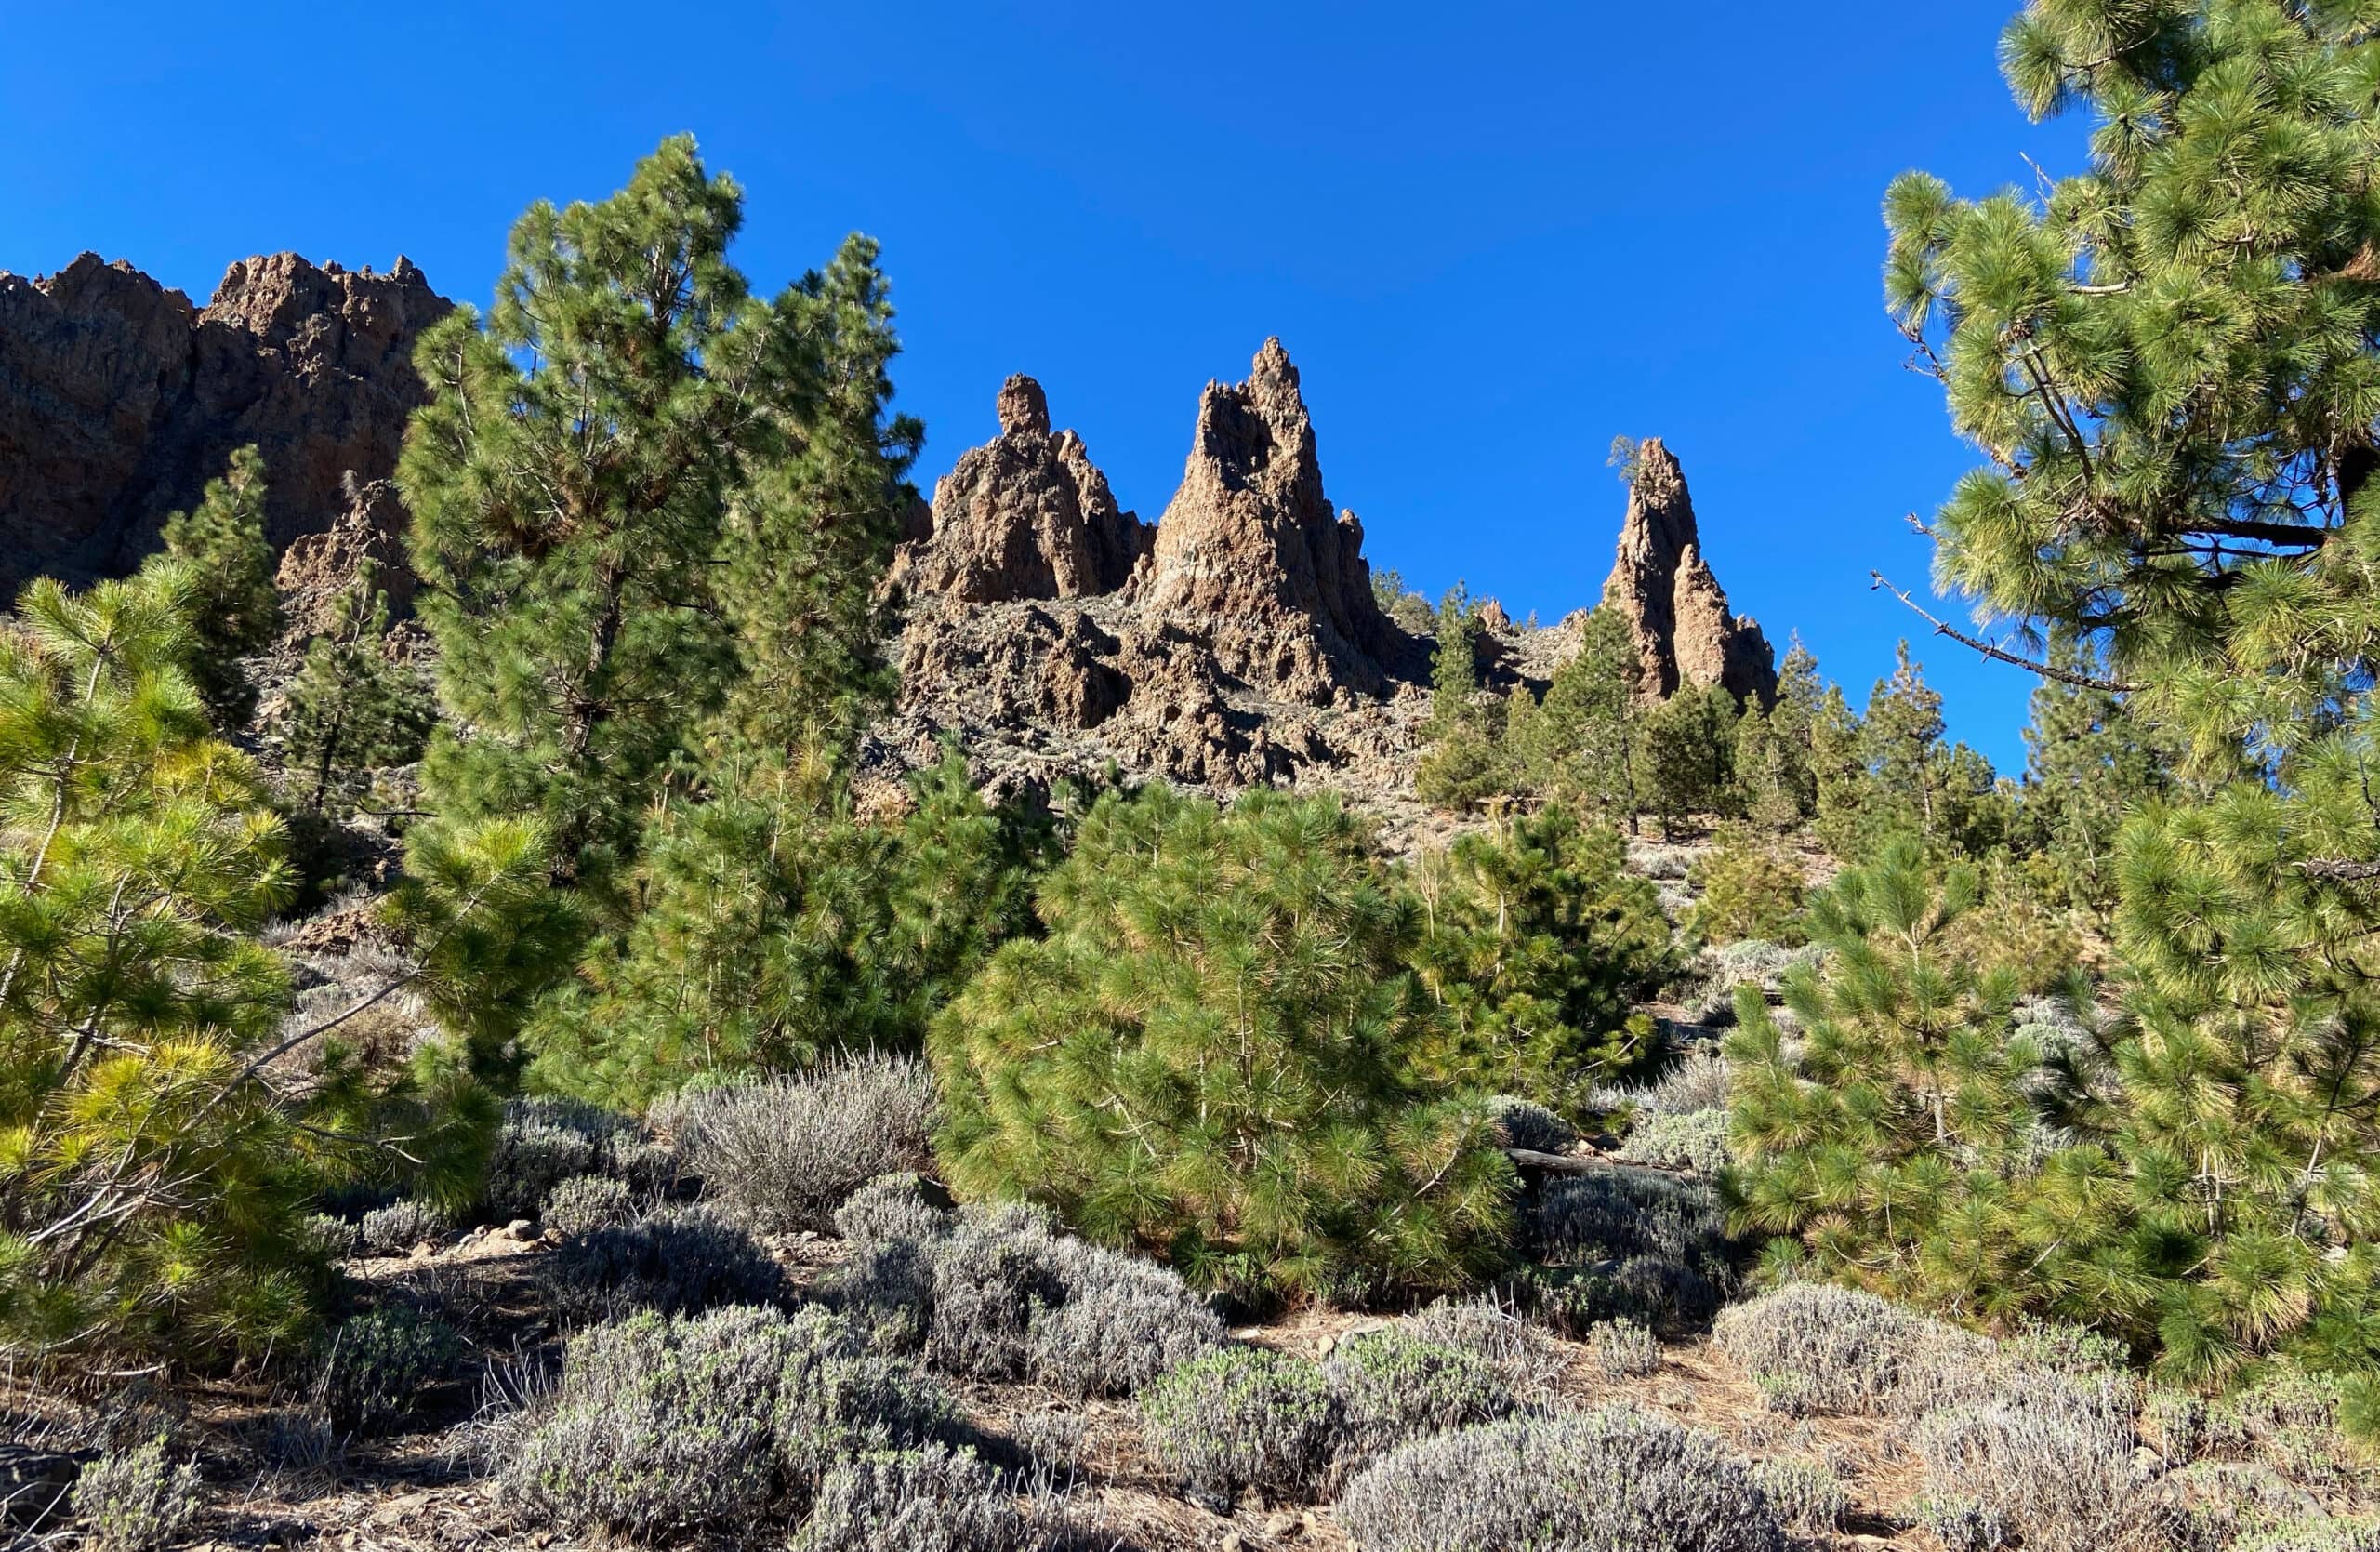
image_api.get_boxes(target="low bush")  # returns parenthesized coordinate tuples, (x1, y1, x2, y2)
(1587, 1318, 1659, 1379)
(358, 1198, 450, 1256)
(1613, 1108, 1729, 1174)
(322, 1306, 460, 1436)
(2235, 1520, 2380, 1552)
(480, 1097, 625, 1222)
(1603, 1044, 1731, 1117)
(835, 1172, 953, 1249)
(505, 1304, 947, 1542)
(1712, 1282, 1986, 1416)
(790, 1444, 1028, 1552)
(1912, 1374, 2138, 1552)
(1527, 1170, 1733, 1331)
(1487, 1095, 1579, 1155)
(1684, 830, 1807, 948)
(72, 1437, 201, 1552)
(1335, 1407, 1786, 1552)
(544, 1204, 784, 1322)
(1326, 1329, 1517, 1477)
(1747, 1458, 1846, 1536)
(1406, 1295, 1570, 1404)
(541, 1174, 635, 1239)
(670, 1056, 937, 1236)
(1140, 1346, 1340, 1502)
(831, 1202, 1222, 1397)
(1679, 941, 1817, 1026)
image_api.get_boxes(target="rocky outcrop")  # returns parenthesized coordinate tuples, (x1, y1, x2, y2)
(1602, 438, 1775, 703)
(1133, 338, 1400, 701)
(0, 250, 450, 595)
(888, 374, 1149, 603)
(274, 474, 416, 643)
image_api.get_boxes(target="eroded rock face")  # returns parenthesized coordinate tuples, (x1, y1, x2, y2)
(1133, 338, 1400, 700)
(274, 475, 416, 644)
(888, 374, 1149, 604)
(0, 251, 450, 595)
(1603, 438, 1775, 703)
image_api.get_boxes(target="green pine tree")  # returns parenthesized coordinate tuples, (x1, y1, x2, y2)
(1734, 641, 1822, 832)
(1512, 601, 1649, 829)
(151, 444, 279, 726)
(275, 562, 430, 813)
(2016, 630, 2183, 916)
(1417, 583, 1511, 810)
(930, 786, 1516, 1303)
(1642, 683, 1740, 839)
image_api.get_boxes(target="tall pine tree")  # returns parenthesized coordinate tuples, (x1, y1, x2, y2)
(151, 444, 280, 727)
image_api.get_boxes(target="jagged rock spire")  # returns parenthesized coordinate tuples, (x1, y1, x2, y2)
(1603, 438, 1776, 702)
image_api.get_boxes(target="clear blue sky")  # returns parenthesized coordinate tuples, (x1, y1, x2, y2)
(1, 0, 2088, 771)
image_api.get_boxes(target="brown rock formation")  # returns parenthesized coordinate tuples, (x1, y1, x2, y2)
(0, 250, 450, 595)
(274, 475, 416, 643)
(1133, 338, 1400, 700)
(888, 374, 1149, 603)
(1603, 438, 1775, 703)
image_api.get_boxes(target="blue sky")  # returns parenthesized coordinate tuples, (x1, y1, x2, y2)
(1, 1, 2089, 770)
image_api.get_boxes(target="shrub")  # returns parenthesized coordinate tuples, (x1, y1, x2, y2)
(1326, 1329, 1517, 1476)
(1916, 1497, 2016, 1552)
(1603, 1045, 1731, 1117)
(323, 1306, 461, 1436)
(1529, 1171, 1733, 1331)
(833, 1204, 1221, 1396)
(1406, 1295, 1570, 1404)
(505, 1304, 947, 1541)
(480, 1096, 640, 1223)
(358, 1198, 450, 1256)
(1712, 1283, 1986, 1417)
(2237, 1521, 2380, 1552)
(300, 1212, 361, 1261)
(1587, 1318, 1659, 1379)
(544, 1204, 783, 1322)
(1613, 1108, 1729, 1174)
(834, 1172, 953, 1249)
(1335, 1407, 1786, 1552)
(932, 786, 1516, 1301)
(1679, 941, 1816, 1025)
(1913, 1374, 2139, 1552)
(72, 1437, 201, 1552)
(791, 1445, 1028, 1552)
(671, 1055, 937, 1235)
(1747, 1458, 1846, 1536)
(1139, 1346, 1340, 1501)
(1487, 1094, 1578, 1155)
(541, 1174, 634, 1240)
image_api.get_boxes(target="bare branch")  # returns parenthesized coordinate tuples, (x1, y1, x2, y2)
(1868, 571, 2141, 692)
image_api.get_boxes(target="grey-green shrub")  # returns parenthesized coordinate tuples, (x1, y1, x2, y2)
(505, 1304, 947, 1541)
(1912, 1373, 2141, 1552)
(1406, 1296, 1570, 1404)
(1335, 1407, 1786, 1552)
(1613, 1108, 1729, 1174)
(72, 1437, 200, 1552)
(832, 1202, 1221, 1397)
(834, 1172, 952, 1249)
(358, 1197, 449, 1256)
(1530, 1171, 1732, 1330)
(2237, 1520, 2380, 1552)
(1916, 1496, 2016, 1552)
(544, 1203, 784, 1322)
(1748, 1458, 1847, 1537)
(541, 1174, 634, 1239)
(1139, 1346, 1339, 1501)
(1712, 1282, 1986, 1416)
(790, 1444, 1028, 1552)
(1487, 1094, 1578, 1154)
(672, 1055, 936, 1235)
(323, 1306, 460, 1436)
(1326, 1329, 1516, 1477)
(1586, 1318, 1659, 1379)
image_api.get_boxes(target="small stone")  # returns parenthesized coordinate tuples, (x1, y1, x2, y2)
(1220, 1535, 1245, 1552)
(504, 1218, 536, 1241)
(1264, 1510, 1303, 1539)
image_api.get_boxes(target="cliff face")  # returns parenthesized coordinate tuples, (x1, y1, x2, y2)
(0, 251, 450, 595)
(1602, 438, 1776, 704)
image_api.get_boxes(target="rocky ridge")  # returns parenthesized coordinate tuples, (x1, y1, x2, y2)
(0, 250, 449, 595)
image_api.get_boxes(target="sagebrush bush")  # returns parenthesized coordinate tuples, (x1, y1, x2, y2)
(544, 1203, 784, 1322)
(834, 1172, 952, 1249)
(1487, 1094, 1579, 1154)
(1527, 1170, 1733, 1331)
(480, 1098, 612, 1221)
(358, 1198, 450, 1256)
(832, 1202, 1222, 1397)
(1587, 1318, 1659, 1379)
(1406, 1295, 1570, 1404)
(1679, 941, 1815, 1025)
(790, 1444, 1028, 1552)
(672, 1055, 937, 1235)
(1712, 1282, 1986, 1416)
(1603, 1044, 1731, 1117)
(2234, 1520, 2380, 1552)
(1748, 1458, 1847, 1536)
(505, 1304, 947, 1541)
(72, 1437, 201, 1552)
(1139, 1346, 1340, 1501)
(1326, 1329, 1517, 1477)
(1613, 1108, 1730, 1174)
(1912, 1375, 2141, 1552)
(322, 1306, 460, 1436)
(1335, 1407, 1786, 1552)
(541, 1174, 635, 1239)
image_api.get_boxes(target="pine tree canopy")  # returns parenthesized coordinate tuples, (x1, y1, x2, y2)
(152, 444, 279, 727)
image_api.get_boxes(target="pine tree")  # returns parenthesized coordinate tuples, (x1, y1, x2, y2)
(152, 444, 279, 726)
(1514, 602, 1648, 829)
(275, 562, 430, 812)
(930, 786, 1516, 1302)
(2016, 630, 2182, 916)
(1734, 641, 1822, 832)
(1417, 584, 1510, 810)
(1408, 806, 1675, 1116)
(1642, 683, 1739, 839)
(0, 569, 491, 1367)
(403, 137, 782, 894)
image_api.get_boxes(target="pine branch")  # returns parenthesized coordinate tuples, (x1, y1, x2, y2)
(2299, 858, 2380, 882)
(1868, 571, 2140, 692)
